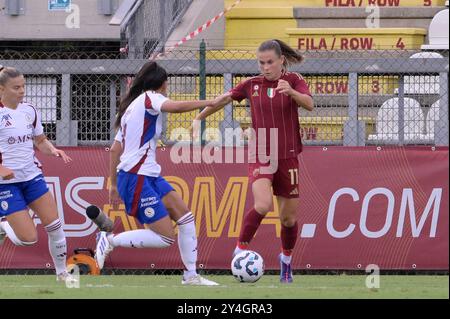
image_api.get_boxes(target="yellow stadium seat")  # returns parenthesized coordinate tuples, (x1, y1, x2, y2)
(236, 116, 376, 141)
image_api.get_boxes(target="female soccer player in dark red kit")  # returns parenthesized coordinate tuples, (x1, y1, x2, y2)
(195, 39, 313, 283)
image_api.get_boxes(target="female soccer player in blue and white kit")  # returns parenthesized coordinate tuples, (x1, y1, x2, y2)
(0, 66, 74, 282)
(94, 61, 225, 285)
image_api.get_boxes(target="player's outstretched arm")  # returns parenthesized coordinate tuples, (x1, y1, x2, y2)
(34, 134, 72, 163)
(161, 94, 227, 114)
(191, 93, 232, 141)
(194, 93, 233, 121)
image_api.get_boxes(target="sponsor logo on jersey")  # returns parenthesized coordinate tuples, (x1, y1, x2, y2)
(7, 134, 33, 145)
(141, 196, 158, 206)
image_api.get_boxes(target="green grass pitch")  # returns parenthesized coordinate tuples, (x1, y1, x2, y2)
(0, 275, 447, 299)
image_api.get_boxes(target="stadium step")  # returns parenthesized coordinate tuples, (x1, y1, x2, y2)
(225, 6, 297, 49)
(286, 27, 427, 51)
(223, 1, 445, 50)
(225, 0, 447, 8)
(294, 7, 444, 29)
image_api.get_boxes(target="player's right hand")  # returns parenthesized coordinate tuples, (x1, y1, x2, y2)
(0, 166, 14, 180)
(211, 92, 232, 108)
(109, 186, 122, 209)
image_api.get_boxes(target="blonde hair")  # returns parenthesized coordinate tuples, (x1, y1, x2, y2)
(0, 66, 22, 85)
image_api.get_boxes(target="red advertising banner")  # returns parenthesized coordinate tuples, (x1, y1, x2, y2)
(0, 146, 448, 270)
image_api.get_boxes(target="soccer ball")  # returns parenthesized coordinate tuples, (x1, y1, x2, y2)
(231, 250, 264, 283)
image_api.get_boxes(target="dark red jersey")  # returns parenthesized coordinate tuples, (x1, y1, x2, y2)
(230, 71, 311, 159)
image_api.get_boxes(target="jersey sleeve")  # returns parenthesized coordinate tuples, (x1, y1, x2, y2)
(148, 93, 169, 114)
(293, 73, 312, 97)
(114, 129, 123, 143)
(229, 79, 249, 102)
(31, 105, 44, 136)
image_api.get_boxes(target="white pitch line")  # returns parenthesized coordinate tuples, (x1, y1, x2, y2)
(0, 284, 316, 289)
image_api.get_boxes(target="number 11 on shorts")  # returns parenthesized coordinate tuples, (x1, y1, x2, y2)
(288, 168, 298, 185)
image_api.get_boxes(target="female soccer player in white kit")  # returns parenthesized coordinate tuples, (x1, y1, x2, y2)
(0, 66, 74, 282)
(94, 61, 225, 285)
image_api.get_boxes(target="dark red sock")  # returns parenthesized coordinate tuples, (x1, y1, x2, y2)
(281, 222, 298, 256)
(237, 208, 265, 247)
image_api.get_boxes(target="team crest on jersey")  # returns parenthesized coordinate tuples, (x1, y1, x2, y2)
(1, 201, 8, 211)
(144, 207, 155, 218)
(267, 88, 276, 98)
(25, 113, 33, 123)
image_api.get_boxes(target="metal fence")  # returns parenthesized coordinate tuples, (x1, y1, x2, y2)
(0, 47, 449, 277)
(121, 0, 193, 59)
(0, 47, 448, 147)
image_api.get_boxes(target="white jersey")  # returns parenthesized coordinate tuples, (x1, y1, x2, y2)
(115, 91, 167, 177)
(0, 101, 44, 184)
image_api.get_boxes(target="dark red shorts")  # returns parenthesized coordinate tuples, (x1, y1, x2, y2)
(248, 157, 299, 198)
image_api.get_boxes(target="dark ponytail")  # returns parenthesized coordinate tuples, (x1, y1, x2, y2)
(258, 39, 304, 69)
(115, 61, 168, 129)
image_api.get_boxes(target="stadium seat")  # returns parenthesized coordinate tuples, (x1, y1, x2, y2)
(394, 52, 443, 95)
(367, 97, 425, 142)
(421, 8, 449, 50)
(421, 99, 441, 140)
(237, 116, 376, 141)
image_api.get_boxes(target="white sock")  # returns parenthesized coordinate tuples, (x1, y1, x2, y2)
(0, 221, 37, 246)
(281, 253, 292, 265)
(233, 246, 245, 257)
(109, 229, 174, 248)
(176, 212, 198, 279)
(45, 220, 67, 275)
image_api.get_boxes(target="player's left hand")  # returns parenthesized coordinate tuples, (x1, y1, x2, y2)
(52, 149, 72, 164)
(191, 119, 201, 143)
(275, 79, 293, 96)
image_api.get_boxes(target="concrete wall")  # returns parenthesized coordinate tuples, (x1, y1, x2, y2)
(0, 0, 123, 40)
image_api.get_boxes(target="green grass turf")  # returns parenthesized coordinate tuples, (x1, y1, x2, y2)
(0, 275, 447, 299)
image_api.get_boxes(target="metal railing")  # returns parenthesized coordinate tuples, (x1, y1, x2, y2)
(1, 47, 448, 147)
(119, 0, 193, 59)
